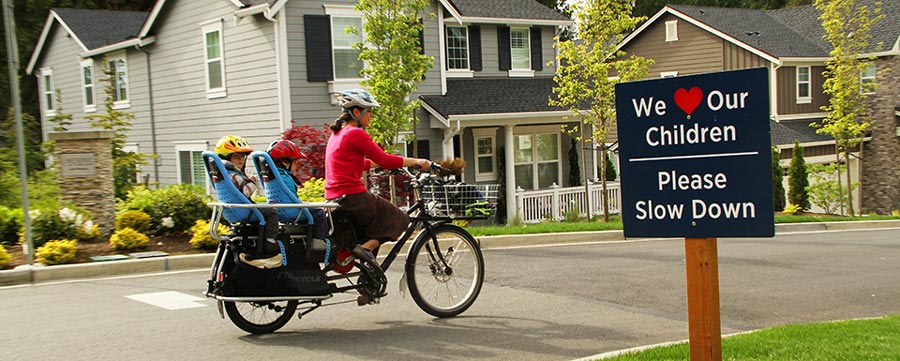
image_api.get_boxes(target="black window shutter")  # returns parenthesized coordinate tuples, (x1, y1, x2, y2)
(498, 26, 511, 71)
(530, 27, 542, 71)
(468, 26, 482, 71)
(304, 14, 333, 82)
(416, 17, 425, 54)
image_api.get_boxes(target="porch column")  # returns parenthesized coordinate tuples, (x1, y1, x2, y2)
(442, 127, 455, 159)
(504, 125, 516, 223)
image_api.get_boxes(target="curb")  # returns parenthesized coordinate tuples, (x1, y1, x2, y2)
(2, 220, 898, 287)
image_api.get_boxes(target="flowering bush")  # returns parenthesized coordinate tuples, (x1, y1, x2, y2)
(109, 228, 149, 250)
(115, 210, 152, 234)
(189, 219, 227, 249)
(118, 184, 211, 234)
(280, 121, 330, 184)
(26, 207, 97, 248)
(0, 244, 11, 269)
(35, 239, 78, 265)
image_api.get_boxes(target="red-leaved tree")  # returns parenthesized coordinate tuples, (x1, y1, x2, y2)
(280, 121, 330, 184)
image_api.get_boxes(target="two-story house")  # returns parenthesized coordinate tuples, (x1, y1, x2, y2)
(614, 1, 900, 214)
(26, 0, 577, 220)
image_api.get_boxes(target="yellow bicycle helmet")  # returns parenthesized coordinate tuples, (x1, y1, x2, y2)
(215, 135, 253, 157)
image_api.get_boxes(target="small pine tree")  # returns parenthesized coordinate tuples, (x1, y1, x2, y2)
(568, 138, 581, 186)
(772, 146, 786, 210)
(604, 150, 617, 181)
(787, 140, 810, 212)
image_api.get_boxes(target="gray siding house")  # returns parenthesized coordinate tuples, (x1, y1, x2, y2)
(615, 1, 900, 214)
(27, 0, 577, 219)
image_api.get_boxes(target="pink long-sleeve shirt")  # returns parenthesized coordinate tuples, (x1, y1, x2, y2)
(325, 126, 403, 199)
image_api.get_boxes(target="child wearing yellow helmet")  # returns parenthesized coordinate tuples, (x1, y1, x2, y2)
(215, 135, 282, 268)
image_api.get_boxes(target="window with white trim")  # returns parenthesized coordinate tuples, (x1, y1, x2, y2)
(446, 26, 469, 70)
(81, 59, 96, 112)
(331, 15, 363, 79)
(106, 52, 130, 108)
(665, 20, 678, 42)
(510, 28, 530, 70)
(796, 66, 811, 103)
(514, 130, 560, 190)
(203, 21, 226, 98)
(40, 67, 56, 116)
(176, 142, 210, 193)
(473, 128, 497, 182)
(860, 63, 875, 94)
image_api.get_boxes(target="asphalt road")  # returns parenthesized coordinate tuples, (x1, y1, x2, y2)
(1, 228, 898, 361)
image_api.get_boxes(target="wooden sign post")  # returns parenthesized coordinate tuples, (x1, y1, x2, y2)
(615, 68, 775, 360)
(685, 237, 721, 360)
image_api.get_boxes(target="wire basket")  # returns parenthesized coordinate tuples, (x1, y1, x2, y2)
(420, 183, 499, 219)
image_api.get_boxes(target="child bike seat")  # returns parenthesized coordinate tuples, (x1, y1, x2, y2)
(201, 151, 267, 226)
(250, 151, 314, 226)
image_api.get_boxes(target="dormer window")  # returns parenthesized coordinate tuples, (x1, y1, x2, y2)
(665, 20, 678, 42)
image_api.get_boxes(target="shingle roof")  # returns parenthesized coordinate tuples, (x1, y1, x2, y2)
(420, 78, 565, 117)
(447, 0, 569, 21)
(669, 0, 899, 57)
(770, 118, 834, 146)
(237, 0, 276, 6)
(52, 8, 148, 50)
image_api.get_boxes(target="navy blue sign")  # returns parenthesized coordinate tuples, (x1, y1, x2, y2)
(614, 67, 774, 238)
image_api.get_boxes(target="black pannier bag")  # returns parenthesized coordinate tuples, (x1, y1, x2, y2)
(223, 229, 331, 297)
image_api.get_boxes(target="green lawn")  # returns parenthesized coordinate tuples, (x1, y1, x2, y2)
(466, 214, 900, 236)
(600, 315, 900, 360)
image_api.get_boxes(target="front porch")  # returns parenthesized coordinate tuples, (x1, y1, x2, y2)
(515, 181, 621, 223)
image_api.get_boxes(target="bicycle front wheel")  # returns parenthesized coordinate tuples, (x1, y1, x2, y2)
(405, 224, 484, 318)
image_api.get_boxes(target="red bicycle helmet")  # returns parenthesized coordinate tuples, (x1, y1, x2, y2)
(266, 139, 306, 161)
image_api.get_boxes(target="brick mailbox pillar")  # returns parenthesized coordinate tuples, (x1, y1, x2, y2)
(48, 131, 116, 236)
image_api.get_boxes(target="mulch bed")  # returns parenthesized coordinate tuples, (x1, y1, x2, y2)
(2, 232, 210, 270)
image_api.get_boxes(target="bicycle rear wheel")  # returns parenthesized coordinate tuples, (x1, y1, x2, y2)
(223, 300, 298, 334)
(405, 224, 484, 318)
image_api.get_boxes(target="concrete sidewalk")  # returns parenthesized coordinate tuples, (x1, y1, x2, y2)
(2, 219, 898, 287)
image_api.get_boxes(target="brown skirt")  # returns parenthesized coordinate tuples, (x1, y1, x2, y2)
(332, 192, 409, 244)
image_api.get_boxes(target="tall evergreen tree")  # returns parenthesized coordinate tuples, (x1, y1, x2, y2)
(568, 138, 581, 186)
(772, 146, 786, 210)
(788, 140, 810, 212)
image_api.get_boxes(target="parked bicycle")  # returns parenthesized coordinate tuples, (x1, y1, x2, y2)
(203, 159, 495, 334)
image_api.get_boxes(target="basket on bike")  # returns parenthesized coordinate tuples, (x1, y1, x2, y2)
(420, 183, 499, 219)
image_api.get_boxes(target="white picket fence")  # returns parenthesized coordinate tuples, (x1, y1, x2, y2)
(514, 182, 621, 223)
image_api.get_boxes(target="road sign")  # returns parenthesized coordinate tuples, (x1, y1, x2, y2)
(615, 68, 775, 238)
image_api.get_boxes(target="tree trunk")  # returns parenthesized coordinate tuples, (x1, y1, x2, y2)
(844, 148, 854, 216)
(835, 148, 844, 216)
(600, 146, 609, 222)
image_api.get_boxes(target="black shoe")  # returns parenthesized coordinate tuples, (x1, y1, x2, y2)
(351, 245, 377, 263)
(357, 293, 372, 306)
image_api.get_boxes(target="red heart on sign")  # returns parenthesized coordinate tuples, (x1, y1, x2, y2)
(674, 87, 703, 116)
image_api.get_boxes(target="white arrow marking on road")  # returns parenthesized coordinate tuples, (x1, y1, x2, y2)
(126, 291, 207, 310)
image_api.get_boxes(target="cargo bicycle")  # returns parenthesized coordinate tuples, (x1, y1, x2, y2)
(202, 152, 495, 334)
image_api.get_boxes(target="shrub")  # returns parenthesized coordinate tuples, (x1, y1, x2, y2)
(807, 163, 857, 215)
(26, 207, 95, 248)
(118, 184, 211, 234)
(0, 206, 23, 245)
(280, 122, 329, 184)
(115, 210, 152, 234)
(109, 228, 149, 250)
(297, 177, 326, 202)
(0, 244, 11, 268)
(783, 204, 801, 215)
(189, 219, 227, 249)
(893, 210, 900, 216)
(35, 239, 78, 265)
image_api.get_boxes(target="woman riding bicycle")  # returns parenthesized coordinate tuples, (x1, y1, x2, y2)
(325, 89, 431, 304)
